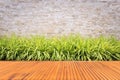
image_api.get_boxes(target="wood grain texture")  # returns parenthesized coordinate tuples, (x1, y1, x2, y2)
(0, 61, 120, 80)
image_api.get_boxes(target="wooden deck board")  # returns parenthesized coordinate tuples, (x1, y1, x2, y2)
(0, 61, 120, 80)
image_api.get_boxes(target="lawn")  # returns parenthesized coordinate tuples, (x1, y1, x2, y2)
(0, 34, 120, 61)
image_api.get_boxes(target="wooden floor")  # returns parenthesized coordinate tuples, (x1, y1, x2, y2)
(0, 61, 120, 80)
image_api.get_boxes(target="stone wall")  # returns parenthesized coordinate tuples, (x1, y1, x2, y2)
(0, 0, 120, 38)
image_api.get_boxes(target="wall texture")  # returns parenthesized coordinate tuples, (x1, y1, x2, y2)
(0, 0, 120, 38)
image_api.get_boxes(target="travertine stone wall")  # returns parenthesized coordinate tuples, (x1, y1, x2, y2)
(0, 0, 120, 38)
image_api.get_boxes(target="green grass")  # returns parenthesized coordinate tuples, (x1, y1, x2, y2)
(0, 34, 120, 61)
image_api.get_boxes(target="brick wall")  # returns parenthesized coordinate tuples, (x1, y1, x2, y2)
(0, 0, 120, 38)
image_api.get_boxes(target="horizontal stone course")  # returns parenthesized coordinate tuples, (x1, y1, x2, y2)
(0, 0, 120, 38)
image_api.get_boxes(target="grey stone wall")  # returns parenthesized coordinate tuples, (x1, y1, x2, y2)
(0, 0, 120, 38)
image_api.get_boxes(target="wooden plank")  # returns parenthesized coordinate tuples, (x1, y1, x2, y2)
(0, 61, 120, 80)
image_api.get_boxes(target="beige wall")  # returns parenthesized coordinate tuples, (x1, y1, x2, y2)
(0, 0, 120, 38)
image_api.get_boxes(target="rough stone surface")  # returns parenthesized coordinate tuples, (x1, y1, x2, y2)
(0, 0, 120, 38)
